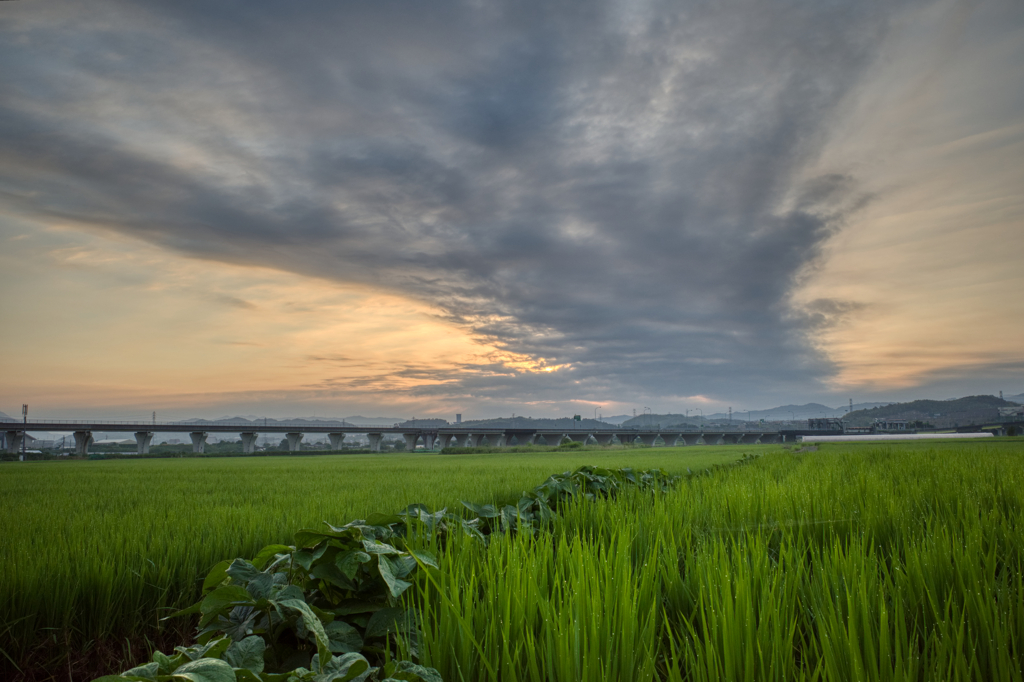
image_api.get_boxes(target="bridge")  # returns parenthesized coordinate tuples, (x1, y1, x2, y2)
(2, 419, 784, 455)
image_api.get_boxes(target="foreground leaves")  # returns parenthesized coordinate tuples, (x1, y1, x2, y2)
(94, 466, 680, 682)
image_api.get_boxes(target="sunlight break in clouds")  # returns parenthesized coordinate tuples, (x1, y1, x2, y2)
(0, 224, 567, 417)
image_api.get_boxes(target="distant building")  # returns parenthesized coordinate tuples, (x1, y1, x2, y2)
(998, 406, 1024, 418)
(873, 418, 908, 432)
(808, 417, 845, 432)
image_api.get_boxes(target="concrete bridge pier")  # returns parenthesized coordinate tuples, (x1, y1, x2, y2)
(486, 434, 507, 448)
(702, 434, 724, 445)
(190, 432, 208, 454)
(424, 433, 436, 450)
(74, 431, 94, 456)
(403, 433, 421, 451)
(453, 434, 469, 447)
(662, 432, 683, 446)
(740, 433, 761, 444)
(134, 431, 154, 454)
(678, 434, 702, 446)
(637, 434, 659, 447)
(615, 433, 637, 446)
(592, 433, 615, 445)
(758, 434, 781, 444)
(5, 431, 24, 455)
(543, 433, 565, 447)
(510, 433, 537, 445)
(720, 434, 741, 445)
(566, 433, 590, 445)
(436, 433, 454, 449)
(465, 434, 486, 447)
(328, 433, 345, 450)
(241, 432, 259, 454)
(367, 433, 383, 452)
(285, 433, 303, 452)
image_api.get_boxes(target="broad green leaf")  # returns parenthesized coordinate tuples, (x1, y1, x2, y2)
(278, 598, 332, 670)
(336, 550, 371, 580)
(460, 501, 498, 518)
(175, 636, 230, 661)
(377, 555, 413, 598)
(91, 677, 135, 682)
(361, 539, 400, 555)
(153, 650, 180, 674)
(245, 573, 274, 601)
(388, 554, 418, 579)
(364, 512, 401, 526)
(333, 600, 381, 615)
(168, 658, 235, 682)
(251, 544, 292, 570)
(226, 559, 261, 584)
(315, 653, 371, 682)
(324, 620, 362, 654)
(202, 560, 232, 593)
(272, 584, 305, 603)
(220, 605, 260, 641)
(382, 660, 443, 682)
(408, 549, 438, 570)
(122, 662, 159, 678)
(293, 549, 316, 571)
(199, 586, 252, 628)
(364, 607, 406, 639)
(232, 671, 263, 682)
(309, 561, 353, 590)
(223, 635, 265, 672)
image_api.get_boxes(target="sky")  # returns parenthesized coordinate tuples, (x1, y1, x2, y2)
(1, 0, 1022, 421)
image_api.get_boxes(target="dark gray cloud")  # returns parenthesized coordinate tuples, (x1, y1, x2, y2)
(0, 0, 926, 405)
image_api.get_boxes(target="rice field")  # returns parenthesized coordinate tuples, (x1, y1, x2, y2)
(0, 446, 737, 677)
(410, 440, 1024, 681)
(2, 439, 1023, 681)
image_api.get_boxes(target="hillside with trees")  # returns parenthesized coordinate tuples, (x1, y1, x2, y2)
(844, 395, 1019, 429)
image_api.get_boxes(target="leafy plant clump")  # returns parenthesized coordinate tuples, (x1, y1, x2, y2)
(92, 466, 679, 682)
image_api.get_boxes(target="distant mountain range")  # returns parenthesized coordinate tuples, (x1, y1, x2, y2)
(618, 402, 897, 428)
(844, 395, 1021, 428)
(4, 393, 1021, 432)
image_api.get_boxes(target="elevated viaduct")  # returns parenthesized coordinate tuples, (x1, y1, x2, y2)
(3, 419, 784, 456)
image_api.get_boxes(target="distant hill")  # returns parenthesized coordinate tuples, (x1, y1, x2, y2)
(459, 416, 611, 431)
(701, 402, 894, 422)
(844, 395, 1017, 428)
(1005, 393, 1024, 405)
(620, 414, 701, 429)
(619, 402, 896, 428)
(0, 411, 13, 422)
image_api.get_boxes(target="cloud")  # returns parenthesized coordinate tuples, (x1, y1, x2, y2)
(4, 0, 1017, 410)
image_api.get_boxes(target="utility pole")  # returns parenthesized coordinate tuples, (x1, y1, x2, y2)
(728, 406, 732, 425)
(21, 404, 28, 461)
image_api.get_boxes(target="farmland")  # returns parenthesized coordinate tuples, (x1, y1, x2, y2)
(0, 446, 736, 678)
(2, 440, 1024, 680)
